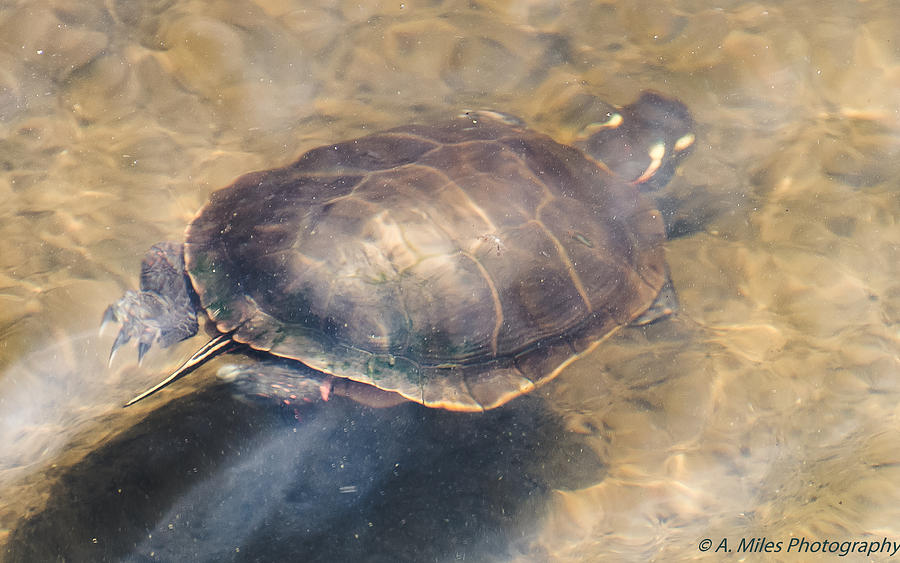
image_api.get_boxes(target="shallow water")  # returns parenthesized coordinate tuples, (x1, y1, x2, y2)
(1, 0, 899, 561)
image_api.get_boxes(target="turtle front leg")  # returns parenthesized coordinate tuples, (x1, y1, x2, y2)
(103, 242, 200, 364)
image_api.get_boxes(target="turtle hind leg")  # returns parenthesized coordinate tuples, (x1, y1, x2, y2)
(103, 242, 199, 364)
(217, 360, 408, 413)
(217, 361, 327, 422)
(219, 359, 410, 416)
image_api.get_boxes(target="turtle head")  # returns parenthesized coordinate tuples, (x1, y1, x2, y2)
(576, 91, 695, 192)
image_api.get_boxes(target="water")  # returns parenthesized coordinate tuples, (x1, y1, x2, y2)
(1, 0, 899, 561)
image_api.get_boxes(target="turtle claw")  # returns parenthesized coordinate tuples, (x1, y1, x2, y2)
(103, 243, 202, 367)
(137, 340, 152, 365)
(108, 319, 134, 367)
(100, 305, 117, 335)
(104, 289, 196, 365)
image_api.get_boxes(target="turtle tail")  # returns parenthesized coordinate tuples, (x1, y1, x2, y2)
(124, 332, 236, 406)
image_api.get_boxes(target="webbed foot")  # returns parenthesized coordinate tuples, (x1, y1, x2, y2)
(103, 242, 199, 365)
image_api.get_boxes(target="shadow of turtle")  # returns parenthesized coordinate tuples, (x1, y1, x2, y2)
(5, 383, 604, 562)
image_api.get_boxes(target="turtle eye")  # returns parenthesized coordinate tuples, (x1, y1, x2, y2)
(596, 112, 624, 129)
(579, 113, 624, 138)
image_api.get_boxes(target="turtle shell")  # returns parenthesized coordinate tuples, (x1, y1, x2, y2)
(185, 96, 692, 411)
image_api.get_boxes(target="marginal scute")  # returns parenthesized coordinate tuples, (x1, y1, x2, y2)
(512, 337, 576, 385)
(184, 93, 693, 410)
(421, 366, 484, 411)
(464, 363, 536, 410)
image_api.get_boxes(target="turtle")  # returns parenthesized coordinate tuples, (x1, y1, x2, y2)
(104, 91, 695, 412)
